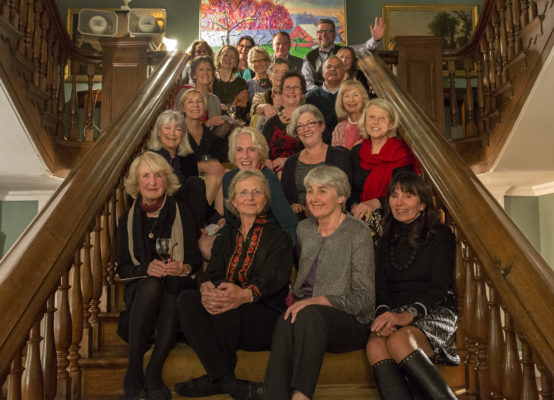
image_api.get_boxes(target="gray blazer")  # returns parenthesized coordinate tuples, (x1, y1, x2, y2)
(293, 215, 375, 323)
(271, 53, 303, 72)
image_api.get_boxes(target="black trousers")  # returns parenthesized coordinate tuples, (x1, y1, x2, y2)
(177, 289, 281, 381)
(263, 305, 371, 400)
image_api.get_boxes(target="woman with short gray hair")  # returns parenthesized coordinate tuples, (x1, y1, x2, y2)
(264, 165, 374, 400)
(281, 104, 351, 218)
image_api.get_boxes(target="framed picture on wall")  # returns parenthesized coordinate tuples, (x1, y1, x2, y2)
(199, 0, 346, 58)
(382, 4, 479, 51)
(65, 7, 118, 82)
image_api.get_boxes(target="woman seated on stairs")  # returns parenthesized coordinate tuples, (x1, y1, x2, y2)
(175, 169, 293, 400)
(116, 152, 202, 400)
(366, 172, 459, 400)
(264, 165, 375, 400)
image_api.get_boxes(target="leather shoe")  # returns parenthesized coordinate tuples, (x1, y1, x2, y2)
(174, 374, 224, 397)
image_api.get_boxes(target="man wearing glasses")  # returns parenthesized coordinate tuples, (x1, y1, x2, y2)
(302, 17, 385, 91)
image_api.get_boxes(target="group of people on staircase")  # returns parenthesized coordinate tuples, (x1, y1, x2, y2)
(115, 13, 460, 400)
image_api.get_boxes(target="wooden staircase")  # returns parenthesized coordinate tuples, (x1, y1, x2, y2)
(1, 0, 554, 399)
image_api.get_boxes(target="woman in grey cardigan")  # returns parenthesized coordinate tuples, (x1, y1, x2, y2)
(264, 165, 375, 400)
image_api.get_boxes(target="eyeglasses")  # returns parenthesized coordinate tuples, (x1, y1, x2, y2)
(296, 121, 322, 132)
(237, 189, 264, 198)
(283, 86, 302, 93)
(317, 29, 334, 35)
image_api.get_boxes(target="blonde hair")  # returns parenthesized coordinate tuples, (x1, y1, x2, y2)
(358, 98, 400, 139)
(148, 110, 193, 157)
(227, 127, 269, 166)
(225, 169, 271, 217)
(247, 46, 270, 69)
(177, 88, 208, 116)
(124, 152, 181, 199)
(335, 80, 369, 120)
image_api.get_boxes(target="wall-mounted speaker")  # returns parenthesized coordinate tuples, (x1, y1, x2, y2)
(128, 9, 166, 36)
(77, 9, 119, 37)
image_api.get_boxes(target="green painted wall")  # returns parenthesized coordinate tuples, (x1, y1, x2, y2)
(538, 193, 554, 267)
(505, 194, 554, 269)
(56, 0, 483, 52)
(0, 201, 38, 258)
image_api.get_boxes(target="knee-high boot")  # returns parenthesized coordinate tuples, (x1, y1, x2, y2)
(372, 359, 412, 400)
(399, 349, 457, 400)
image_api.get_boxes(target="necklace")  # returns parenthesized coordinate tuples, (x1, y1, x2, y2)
(146, 216, 159, 239)
(317, 213, 345, 237)
(389, 240, 419, 271)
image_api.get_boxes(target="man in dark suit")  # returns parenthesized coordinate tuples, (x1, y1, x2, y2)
(270, 31, 303, 72)
(302, 17, 385, 91)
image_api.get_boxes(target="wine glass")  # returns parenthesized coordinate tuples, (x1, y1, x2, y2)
(227, 104, 237, 118)
(155, 238, 171, 263)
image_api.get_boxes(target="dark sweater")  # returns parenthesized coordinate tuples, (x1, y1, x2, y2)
(305, 87, 338, 144)
(202, 219, 293, 312)
(222, 167, 298, 244)
(375, 222, 456, 318)
(281, 146, 352, 205)
(188, 125, 228, 163)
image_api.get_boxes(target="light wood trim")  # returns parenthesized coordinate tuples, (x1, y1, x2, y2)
(358, 50, 554, 375)
(0, 50, 187, 380)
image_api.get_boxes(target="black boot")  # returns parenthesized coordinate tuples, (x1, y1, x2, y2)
(399, 349, 457, 400)
(372, 359, 412, 400)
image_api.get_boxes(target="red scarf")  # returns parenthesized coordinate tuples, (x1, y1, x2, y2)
(359, 138, 418, 201)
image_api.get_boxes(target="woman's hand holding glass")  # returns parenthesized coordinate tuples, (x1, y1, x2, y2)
(205, 116, 226, 127)
(147, 259, 190, 277)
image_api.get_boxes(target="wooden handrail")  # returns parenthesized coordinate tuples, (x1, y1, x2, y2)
(0, 50, 187, 380)
(358, 50, 554, 375)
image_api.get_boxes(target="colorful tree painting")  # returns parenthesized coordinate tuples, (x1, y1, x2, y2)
(201, 0, 293, 46)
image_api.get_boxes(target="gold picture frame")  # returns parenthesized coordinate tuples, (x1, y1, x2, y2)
(382, 4, 479, 51)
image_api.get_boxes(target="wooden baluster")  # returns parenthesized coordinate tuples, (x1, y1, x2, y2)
(447, 60, 458, 139)
(18, 0, 33, 60)
(463, 56, 476, 138)
(486, 24, 497, 92)
(529, 0, 538, 20)
(68, 249, 83, 400)
(68, 61, 79, 141)
(502, 311, 522, 399)
(461, 245, 477, 396)
(90, 214, 103, 351)
(116, 184, 126, 223)
(50, 39, 59, 116)
(512, 0, 522, 54)
(100, 200, 112, 313)
(480, 37, 491, 117)
(80, 231, 93, 358)
(519, 335, 539, 399)
(42, 293, 57, 400)
(497, 0, 508, 85)
(108, 194, 118, 310)
(487, 284, 504, 399)
(57, 52, 67, 131)
(537, 360, 553, 400)
(9, 0, 20, 29)
(84, 64, 95, 142)
(39, 8, 49, 93)
(7, 347, 24, 400)
(451, 224, 466, 355)
(30, 0, 40, 87)
(505, 0, 515, 60)
(520, 0, 529, 26)
(476, 58, 485, 136)
(54, 272, 72, 399)
(474, 262, 490, 399)
(2, 0, 9, 19)
(21, 319, 44, 400)
(492, 10, 503, 88)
